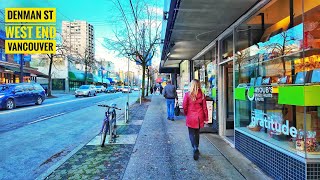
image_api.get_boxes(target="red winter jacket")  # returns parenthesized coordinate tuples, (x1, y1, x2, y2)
(183, 91, 208, 129)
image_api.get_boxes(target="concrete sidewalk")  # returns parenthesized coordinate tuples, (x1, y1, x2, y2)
(123, 95, 270, 180)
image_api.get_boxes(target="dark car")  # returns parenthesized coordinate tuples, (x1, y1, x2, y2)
(106, 86, 116, 93)
(0, 83, 46, 110)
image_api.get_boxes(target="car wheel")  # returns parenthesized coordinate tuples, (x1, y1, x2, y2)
(75, 95, 78, 98)
(88, 92, 91, 97)
(36, 96, 43, 105)
(94, 92, 97, 96)
(6, 99, 15, 110)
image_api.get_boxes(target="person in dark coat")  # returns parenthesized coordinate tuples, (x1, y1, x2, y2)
(159, 84, 163, 95)
(153, 84, 157, 94)
(150, 85, 153, 94)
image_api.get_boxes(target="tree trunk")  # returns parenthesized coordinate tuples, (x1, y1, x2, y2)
(146, 68, 150, 96)
(281, 57, 286, 76)
(141, 63, 146, 98)
(47, 54, 54, 97)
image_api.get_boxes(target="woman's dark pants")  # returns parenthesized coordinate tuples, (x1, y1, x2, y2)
(188, 127, 200, 149)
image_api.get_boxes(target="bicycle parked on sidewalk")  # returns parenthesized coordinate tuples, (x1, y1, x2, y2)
(98, 104, 121, 147)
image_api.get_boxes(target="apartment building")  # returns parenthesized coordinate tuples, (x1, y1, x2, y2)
(62, 20, 95, 71)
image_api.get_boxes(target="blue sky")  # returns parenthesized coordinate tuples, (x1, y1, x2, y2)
(0, 0, 163, 70)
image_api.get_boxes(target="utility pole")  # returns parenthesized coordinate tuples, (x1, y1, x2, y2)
(19, 54, 24, 83)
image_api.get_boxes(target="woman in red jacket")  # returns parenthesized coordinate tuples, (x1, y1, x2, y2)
(183, 79, 208, 160)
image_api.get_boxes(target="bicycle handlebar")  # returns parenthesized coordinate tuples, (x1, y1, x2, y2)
(98, 104, 121, 110)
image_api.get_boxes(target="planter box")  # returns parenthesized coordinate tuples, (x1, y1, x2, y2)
(278, 85, 320, 106)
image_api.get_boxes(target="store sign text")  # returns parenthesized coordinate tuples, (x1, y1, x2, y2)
(247, 86, 273, 102)
(251, 111, 297, 137)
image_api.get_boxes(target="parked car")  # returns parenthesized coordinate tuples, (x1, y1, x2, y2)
(122, 86, 132, 93)
(106, 86, 116, 93)
(117, 86, 123, 92)
(75, 85, 97, 97)
(96, 85, 106, 93)
(133, 86, 139, 91)
(0, 83, 46, 110)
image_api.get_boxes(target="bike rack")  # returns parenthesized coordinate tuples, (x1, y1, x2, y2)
(124, 102, 129, 123)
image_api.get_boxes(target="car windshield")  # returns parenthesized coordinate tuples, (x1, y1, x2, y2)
(124, 86, 129, 88)
(79, 85, 89, 89)
(0, 85, 13, 92)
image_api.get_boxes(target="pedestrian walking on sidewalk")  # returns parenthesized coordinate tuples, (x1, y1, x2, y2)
(153, 84, 157, 95)
(150, 85, 153, 94)
(163, 80, 178, 121)
(183, 79, 208, 160)
(159, 84, 163, 95)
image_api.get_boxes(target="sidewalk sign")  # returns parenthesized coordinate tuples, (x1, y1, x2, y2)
(206, 100, 213, 123)
(176, 89, 183, 108)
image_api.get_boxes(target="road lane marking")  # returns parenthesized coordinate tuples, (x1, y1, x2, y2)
(0, 93, 123, 115)
(27, 113, 66, 125)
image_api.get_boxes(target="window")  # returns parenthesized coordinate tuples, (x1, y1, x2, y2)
(15, 86, 24, 92)
(0, 48, 6, 61)
(234, 0, 318, 158)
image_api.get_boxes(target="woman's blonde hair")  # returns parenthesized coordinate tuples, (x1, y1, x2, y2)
(189, 79, 201, 101)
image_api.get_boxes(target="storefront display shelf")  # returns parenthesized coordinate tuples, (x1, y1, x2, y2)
(241, 48, 320, 69)
(278, 85, 320, 106)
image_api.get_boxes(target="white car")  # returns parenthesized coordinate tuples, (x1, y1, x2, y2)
(122, 86, 132, 93)
(75, 85, 97, 97)
(133, 86, 139, 91)
(96, 85, 106, 93)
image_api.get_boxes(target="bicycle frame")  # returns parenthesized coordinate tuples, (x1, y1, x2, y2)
(100, 107, 117, 144)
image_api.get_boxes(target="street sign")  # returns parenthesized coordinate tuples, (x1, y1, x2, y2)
(24, 54, 31, 62)
(14, 54, 32, 63)
(14, 54, 21, 63)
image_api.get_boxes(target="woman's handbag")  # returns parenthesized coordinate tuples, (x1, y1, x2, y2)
(174, 102, 180, 116)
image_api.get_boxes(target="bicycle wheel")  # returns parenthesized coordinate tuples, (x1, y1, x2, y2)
(101, 121, 109, 147)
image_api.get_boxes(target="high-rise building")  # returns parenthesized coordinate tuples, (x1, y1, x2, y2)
(62, 20, 95, 71)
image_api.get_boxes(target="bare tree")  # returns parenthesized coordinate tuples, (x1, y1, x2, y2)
(263, 31, 295, 76)
(45, 34, 73, 97)
(235, 49, 250, 83)
(104, 0, 161, 98)
(80, 48, 97, 84)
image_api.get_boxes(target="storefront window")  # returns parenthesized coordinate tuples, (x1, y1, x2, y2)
(194, 50, 214, 97)
(302, 0, 320, 158)
(233, 0, 320, 158)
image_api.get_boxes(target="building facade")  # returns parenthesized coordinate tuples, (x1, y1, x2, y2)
(0, 30, 47, 84)
(30, 54, 69, 92)
(161, 0, 320, 179)
(62, 20, 95, 71)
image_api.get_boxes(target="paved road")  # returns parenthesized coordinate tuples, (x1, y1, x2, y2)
(0, 92, 129, 133)
(0, 91, 139, 180)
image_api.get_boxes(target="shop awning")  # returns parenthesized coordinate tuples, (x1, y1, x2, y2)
(161, 0, 259, 68)
(0, 65, 37, 77)
(27, 69, 49, 78)
(156, 77, 163, 83)
(93, 75, 110, 84)
(69, 71, 85, 81)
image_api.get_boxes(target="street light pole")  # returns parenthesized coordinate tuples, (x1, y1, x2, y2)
(19, 54, 24, 83)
